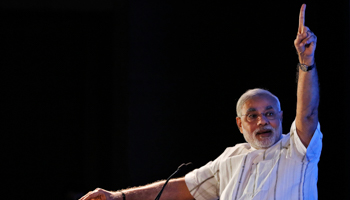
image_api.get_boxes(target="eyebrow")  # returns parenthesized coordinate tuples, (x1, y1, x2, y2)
(246, 105, 274, 113)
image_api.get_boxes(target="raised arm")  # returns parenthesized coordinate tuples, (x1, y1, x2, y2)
(79, 177, 194, 200)
(294, 4, 319, 147)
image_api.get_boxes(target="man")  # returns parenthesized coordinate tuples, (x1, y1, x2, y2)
(80, 4, 321, 200)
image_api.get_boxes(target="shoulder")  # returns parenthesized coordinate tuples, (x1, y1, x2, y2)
(219, 143, 252, 159)
(287, 120, 323, 160)
(290, 120, 323, 148)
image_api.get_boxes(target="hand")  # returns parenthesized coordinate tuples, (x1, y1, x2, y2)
(79, 188, 121, 200)
(294, 4, 317, 66)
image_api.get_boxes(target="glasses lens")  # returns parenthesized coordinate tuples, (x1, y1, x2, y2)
(246, 114, 257, 122)
(266, 112, 276, 120)
(245, 111, 277, 122)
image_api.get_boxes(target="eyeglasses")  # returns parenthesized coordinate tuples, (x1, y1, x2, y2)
(241, 111, 279, 122)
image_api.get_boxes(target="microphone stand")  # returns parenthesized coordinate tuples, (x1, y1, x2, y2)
(154, 162, 192, 200)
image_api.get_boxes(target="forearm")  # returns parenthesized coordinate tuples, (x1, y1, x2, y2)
(296, 63, 319, 114)
(296, 64, 319, 145)
(120, 177, 193, 200)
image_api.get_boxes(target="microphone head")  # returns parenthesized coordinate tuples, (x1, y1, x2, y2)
(178, 162, 192, 170)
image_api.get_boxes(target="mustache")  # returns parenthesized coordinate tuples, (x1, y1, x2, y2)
(253, 125, 274, 135)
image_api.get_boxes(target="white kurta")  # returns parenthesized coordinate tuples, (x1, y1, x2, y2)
(185, 121, 322, 200)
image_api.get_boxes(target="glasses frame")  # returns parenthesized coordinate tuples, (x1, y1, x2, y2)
(240, 110, 282, 122)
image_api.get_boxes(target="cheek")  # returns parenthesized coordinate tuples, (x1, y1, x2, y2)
(243, 124, 257, 135)
(247, 124, 258, 132)
(271, 120, 282, 131)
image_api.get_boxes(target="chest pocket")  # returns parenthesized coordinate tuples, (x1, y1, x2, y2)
(242, 155, 281, 196)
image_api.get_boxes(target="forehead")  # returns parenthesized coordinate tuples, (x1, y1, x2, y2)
(242, 95, 279, 112)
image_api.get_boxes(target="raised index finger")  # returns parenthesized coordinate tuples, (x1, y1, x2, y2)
(298, 4, 306, 34)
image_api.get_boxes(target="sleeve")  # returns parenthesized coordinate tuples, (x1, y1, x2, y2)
(184, 147, 238, 200)
(185, 161, 220, 200)
(289, 120, 323, 161)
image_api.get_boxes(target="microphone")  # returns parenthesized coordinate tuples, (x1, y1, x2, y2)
(154, 162, 192, 200)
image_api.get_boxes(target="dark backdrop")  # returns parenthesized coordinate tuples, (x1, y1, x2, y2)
(3, 1, 349, 199)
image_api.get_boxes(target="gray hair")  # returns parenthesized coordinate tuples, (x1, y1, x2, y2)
(236, 88, 281, 117)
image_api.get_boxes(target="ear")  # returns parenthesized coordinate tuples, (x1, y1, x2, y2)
(279, 111, 283, 122)
(236, 117, 244, 134)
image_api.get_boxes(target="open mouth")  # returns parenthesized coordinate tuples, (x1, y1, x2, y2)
(256, 129, 272, 137)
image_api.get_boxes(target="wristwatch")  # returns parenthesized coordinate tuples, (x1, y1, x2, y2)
(298, 63, 316, 72)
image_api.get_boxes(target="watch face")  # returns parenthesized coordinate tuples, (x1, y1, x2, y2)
(299, 64, 310, 72)
(301, 65, 308, 71)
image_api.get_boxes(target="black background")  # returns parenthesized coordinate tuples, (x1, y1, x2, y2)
(3, 1, 349, 199)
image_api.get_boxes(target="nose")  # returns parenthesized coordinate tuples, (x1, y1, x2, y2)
(257, 113, 269, 126)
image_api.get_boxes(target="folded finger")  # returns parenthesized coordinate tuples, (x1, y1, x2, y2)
(298, 26, 310, 36)
(294, 32, 308, 46)
(80, 191, 103, 200)
(304, 34, 317, 46)
(79, 191, 92, 200)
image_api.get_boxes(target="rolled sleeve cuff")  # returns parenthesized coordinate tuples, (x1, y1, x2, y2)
(291, 120, 323, 161)
(185, 162, 219, 200)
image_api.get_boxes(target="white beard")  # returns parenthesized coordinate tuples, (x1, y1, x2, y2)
(242, 122, 282, 149)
